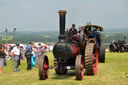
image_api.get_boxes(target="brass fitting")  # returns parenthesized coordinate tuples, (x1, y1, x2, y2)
(58, 10, 67, 15)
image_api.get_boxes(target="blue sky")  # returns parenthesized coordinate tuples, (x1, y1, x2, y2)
(0, 0, 128, 32)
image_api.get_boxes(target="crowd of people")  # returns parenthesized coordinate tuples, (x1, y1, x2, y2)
(0, 24, 82, 73)
(0, 42, 46, 73)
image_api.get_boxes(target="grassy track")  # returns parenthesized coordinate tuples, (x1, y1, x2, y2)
(0, 52, 128, 85)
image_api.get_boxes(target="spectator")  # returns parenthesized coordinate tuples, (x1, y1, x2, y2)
(19, 46, 24, 60)
(37, 43, 42, 56)
(0, 45, 6, 73)
(31, 44, 37, 68)
(2, 45, 7, 66)
(11, 43, 21, 72)
(35, 43, 42, 67)
(25, 42, 34, 70)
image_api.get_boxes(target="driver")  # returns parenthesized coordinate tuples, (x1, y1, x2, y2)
(69, 24, 77, 35)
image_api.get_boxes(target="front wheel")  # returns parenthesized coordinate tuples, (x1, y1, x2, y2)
(38, 55, 49, 80)
(75, 55, 84, 80)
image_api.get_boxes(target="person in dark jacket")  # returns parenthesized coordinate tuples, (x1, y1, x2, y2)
(0, 45, 6, 73)
(25, 42, 34, 70)
(69, 24, 77, 35)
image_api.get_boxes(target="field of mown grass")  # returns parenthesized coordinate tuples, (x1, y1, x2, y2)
(0, 52, 128, 85)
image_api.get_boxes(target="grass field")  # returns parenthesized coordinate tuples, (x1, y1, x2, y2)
(0, 52, 128, 85)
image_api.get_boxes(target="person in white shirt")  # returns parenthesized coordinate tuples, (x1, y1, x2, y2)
(11, 43, 20, 72)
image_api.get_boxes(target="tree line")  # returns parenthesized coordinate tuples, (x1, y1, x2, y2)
(0, 32, 128, 44)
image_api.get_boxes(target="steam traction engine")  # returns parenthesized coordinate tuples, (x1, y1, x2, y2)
(109, 38, 128, 52)
(38, 10, 105, 80)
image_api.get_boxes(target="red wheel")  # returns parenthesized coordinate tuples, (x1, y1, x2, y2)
(75, 55, 84, 80)
(85, 43, 98, 75)
(92, 44, 98, 75)
(38, 55, 49, 80)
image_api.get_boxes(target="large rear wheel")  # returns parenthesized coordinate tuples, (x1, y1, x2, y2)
(38, 55, 49, 80)
(75, 55, 84, 80)
(99, 39, 105, 63)
(85, 43, 98, 75)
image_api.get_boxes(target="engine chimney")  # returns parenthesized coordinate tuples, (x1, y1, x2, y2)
(58, 10, 67, 42)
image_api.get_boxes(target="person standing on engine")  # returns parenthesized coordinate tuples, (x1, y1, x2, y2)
(78, 26, 82, 35)
(11, 43, 20, 72)
(69, 24, 77, 35)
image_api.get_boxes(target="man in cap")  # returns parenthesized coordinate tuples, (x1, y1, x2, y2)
(69, 24, 77, 35)
(11, 43, 20, 72)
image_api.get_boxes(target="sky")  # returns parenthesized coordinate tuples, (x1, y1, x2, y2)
(0, 0, 128, 32)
